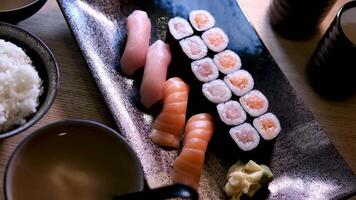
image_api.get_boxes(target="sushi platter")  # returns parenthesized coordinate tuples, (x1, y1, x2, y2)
(56, 0, 356, 199)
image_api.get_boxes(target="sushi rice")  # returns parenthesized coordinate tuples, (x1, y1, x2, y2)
(253, 113, 281, 140)
(191, 57, 219, 82)
(217, 100, 247, 125)
(229, 123, 260, 151)
(202, 79, 232, 103)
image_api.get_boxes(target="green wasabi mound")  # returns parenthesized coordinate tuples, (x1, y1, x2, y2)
(224, 160, 273, 200)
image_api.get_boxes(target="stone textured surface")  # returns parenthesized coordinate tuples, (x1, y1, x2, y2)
(57, 0, 356, 199)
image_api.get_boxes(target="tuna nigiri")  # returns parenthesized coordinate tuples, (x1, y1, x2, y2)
(140, 40, 172, 108)
(120, 10, 151, 76)
(149, 77, 189, 148)
(173, 113, 214, 189)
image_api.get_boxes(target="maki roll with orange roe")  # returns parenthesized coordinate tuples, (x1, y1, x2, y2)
(202, 27, 229, 52)
(202, 79, 232, 104)
(229, 123, 260, 151)
(179, 36, 208, 60)
(189, 10, 215, 31)
(239, 90, 269, 117)
(213, 50, 242, 74)
(191, 57, 219, 82)
(217, 100, 247, 126)
(224, 70, 254, 96)
(253, 113, 281, 140)
(168, 17, 194, 40)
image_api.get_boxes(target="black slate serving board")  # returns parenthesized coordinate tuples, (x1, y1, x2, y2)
(56, 0, 356, 199)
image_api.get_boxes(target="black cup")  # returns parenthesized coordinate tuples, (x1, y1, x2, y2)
(307, 1, 356, 99)
(269, 0, 336, 40)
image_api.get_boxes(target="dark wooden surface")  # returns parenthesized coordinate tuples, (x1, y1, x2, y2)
(0, 0, 354, 199)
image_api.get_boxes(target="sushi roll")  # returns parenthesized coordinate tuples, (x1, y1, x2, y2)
(239, 90, 269, 117)
(202, 79, 232, 103)
(213, 50, 242, 74)
(229, 123, 260, 151)
(253, 113, 281, 140)
(191, 57, 219, 82)
(217, 100, 247, 125)
(168, 17, 194, 40)
(201, 27, 229, 52)
(224, 70, 254, 96)
(179, 36, 208, 60)
(189, 10, 215, 31)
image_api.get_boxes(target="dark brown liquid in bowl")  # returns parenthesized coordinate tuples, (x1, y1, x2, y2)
(342, 23, 356, 44)
(341, 7, 356, 44)
(6, 125, 142, 200)
(0, 0, 35, 11)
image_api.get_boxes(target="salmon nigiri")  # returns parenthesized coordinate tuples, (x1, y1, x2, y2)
(173, 113, 214, 189)
(149, 77, 189, 148)
(140, 40, 172, 108)
(120, 10, 151, 76)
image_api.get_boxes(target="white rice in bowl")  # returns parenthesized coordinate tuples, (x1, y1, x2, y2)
(0, 39, 42, 133)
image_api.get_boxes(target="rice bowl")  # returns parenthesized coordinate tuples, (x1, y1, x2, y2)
(0, 39, 42, 132)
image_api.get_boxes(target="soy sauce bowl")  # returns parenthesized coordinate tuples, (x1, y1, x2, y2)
(0, 0, 47, 24)
(0, 22, 59, 139)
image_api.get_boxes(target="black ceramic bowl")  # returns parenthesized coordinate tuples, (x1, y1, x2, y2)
(0, 0, 47, 24)
(0, 22, 59, 139)
(3, 119, 145, 199)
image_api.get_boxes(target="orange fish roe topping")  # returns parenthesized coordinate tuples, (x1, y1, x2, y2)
(218, 54, 237, 69)
(229, 76, 248, 89)
(207, 32, 224, 47)
(244, 95, 264, 109)
(260, 119, 276, 135)
(194, 13, 209, 29)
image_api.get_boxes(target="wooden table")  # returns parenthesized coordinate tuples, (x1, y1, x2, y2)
(0, 0, 355, 199)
